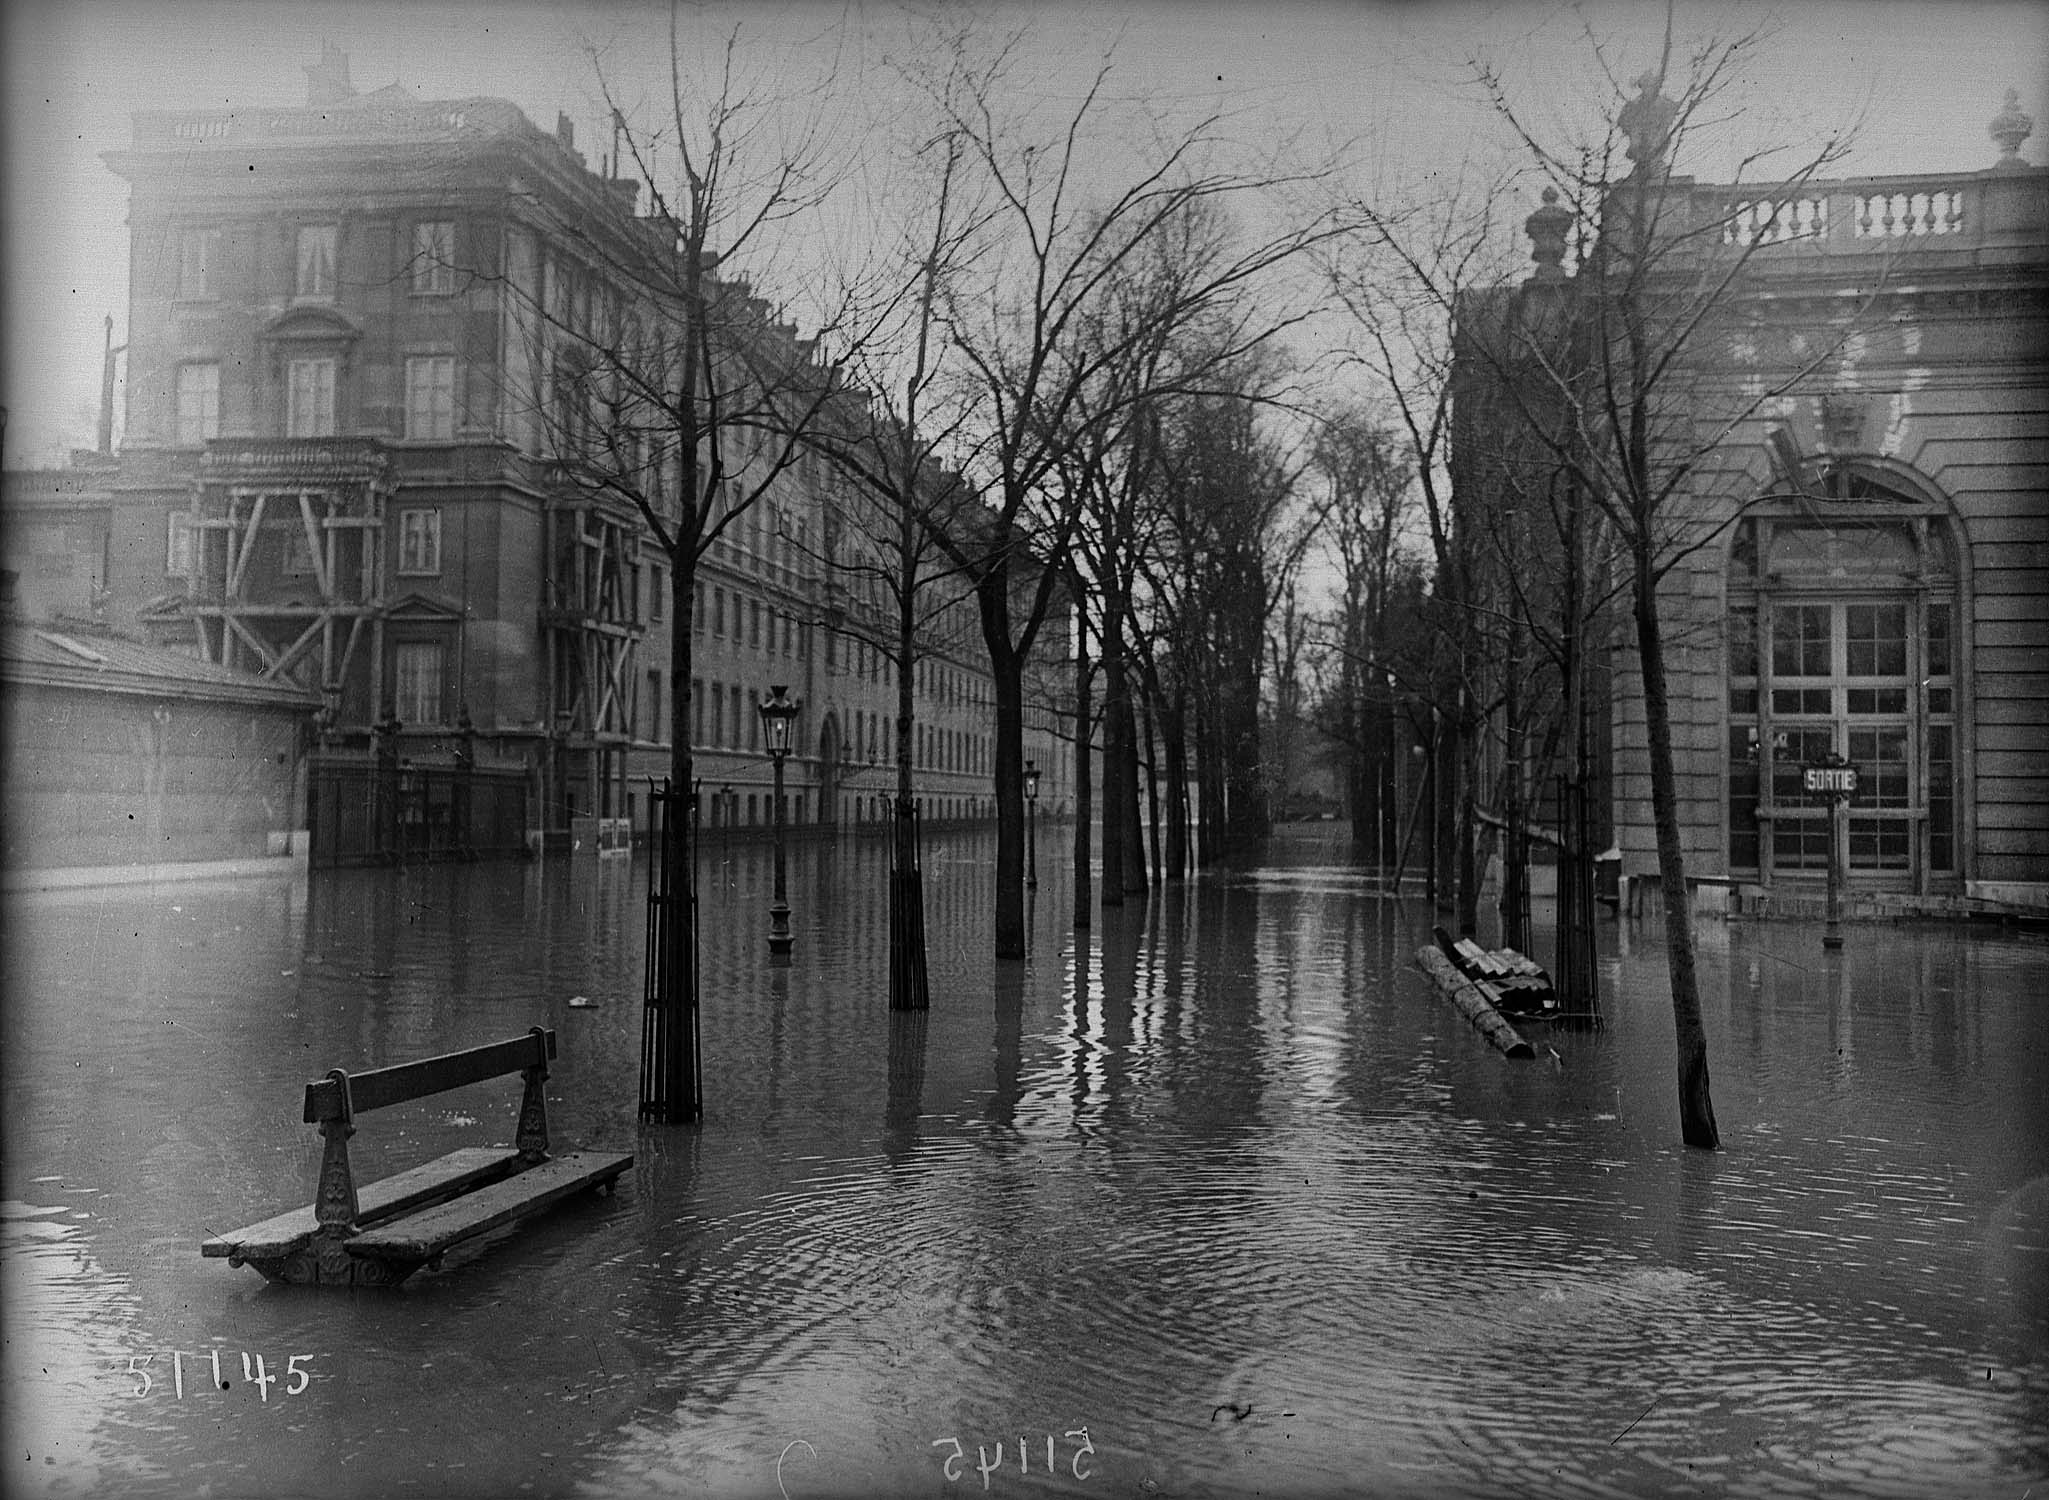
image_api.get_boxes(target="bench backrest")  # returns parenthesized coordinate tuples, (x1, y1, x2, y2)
(303, 1028, 556, 1124)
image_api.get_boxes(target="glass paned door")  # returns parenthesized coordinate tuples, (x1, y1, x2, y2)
(1769, 725, 1837, 871)
(1847, 725, 1911, 871)
(1757, 598, 1920, 888)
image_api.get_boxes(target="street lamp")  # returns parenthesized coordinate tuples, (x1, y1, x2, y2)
(758, 684, 800, 962)
(1024, 758, 1040, 889)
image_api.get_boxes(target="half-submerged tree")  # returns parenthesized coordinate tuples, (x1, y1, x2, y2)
(1457, 24, 1871, 1147)
(795, 123, 984, 1010)
(915, 27, 1338, 956)
(520, 17, 865, 1121)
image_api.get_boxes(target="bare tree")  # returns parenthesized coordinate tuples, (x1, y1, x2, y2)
(1322, 171, 1522, 934)
(911, 26, 1339, 957)
(510, 14, 872, 1121)
(1455, 24, 1873, 1148)
(1308, 407, 1418, 861)
(792, 122, 985, 1009)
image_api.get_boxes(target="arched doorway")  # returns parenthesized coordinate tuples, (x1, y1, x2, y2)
(1724, 461, 1966, 893)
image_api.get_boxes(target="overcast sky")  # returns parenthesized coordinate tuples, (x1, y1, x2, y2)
(4, 0, 2043, 467)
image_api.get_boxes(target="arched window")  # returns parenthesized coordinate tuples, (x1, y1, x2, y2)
(1725, 463, 1963, 890)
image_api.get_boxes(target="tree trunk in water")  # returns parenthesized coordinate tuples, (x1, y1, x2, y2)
(1635, 559, 1721, 1150)
(1194, 711, 1221, 867)
(647, 551, 700, 1122)
(1100, 607, 1126, 908)
(1162, 688, 1189, 882)
(1072, 630, 1094, 930)
(990, 659, 1028, 959)
(1141, 694, 1161, 888)
(1454, 687, 1482, 936)
(1118, 683, 1146, 895)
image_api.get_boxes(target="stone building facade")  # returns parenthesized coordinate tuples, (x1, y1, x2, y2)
(1456, 92, 2048, 910)
(17, 50, 1070, 850)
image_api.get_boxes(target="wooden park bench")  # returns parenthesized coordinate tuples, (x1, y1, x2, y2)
(201, 1027, 632, 1287)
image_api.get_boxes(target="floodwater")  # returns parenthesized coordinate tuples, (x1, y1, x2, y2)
(3, 826, 2045, 1499)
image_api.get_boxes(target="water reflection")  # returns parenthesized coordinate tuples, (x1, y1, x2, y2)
(3, 832, 2044, 1498)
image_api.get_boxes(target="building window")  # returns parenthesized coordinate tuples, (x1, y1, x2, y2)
(396, 508, 441, 575)
(166, 510, 193, 577)
(393, 641, 444, 725)
(404, 355, 455, 440)
(749, 598, 761, 649)
(286, 357, 337, 437)
(411, 221, 455, 295)
(645, 669, 663, 742)
(711, 680, 724, 746)
(175, 363, 220, 446)
(177, 228, 220, 299)
(295, 224, 338, 300)
(714, 588, 726, 637)
(650, 564, 664, 622)
(692, 677, 705, 745)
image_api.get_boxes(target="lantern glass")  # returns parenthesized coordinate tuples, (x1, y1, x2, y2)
(1024, 759, 1040, 800)
(758, 685, 798, 756)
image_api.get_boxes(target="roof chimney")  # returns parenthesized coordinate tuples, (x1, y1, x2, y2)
(556, 112, 577, 151)
(305, 43, 355, 107)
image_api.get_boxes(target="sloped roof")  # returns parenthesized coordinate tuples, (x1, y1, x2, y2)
(0, 623, 319, 710)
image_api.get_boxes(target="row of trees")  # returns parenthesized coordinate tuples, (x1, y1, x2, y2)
(538, 7, 1866, 1149)
(1296, 20, 1874, 1151)
(531, 14, 1350, 1118)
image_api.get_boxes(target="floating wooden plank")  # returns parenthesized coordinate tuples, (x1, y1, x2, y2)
(345, 1151, 634, 1265)
(1415, 946, 1536, 1060)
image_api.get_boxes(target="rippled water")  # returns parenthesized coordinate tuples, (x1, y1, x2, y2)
(3, 827, 2044, 1498)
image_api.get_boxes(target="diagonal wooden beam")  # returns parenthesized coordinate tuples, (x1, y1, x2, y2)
(224, 613, 278, 672)
(299, 491, 334, 602)
(228, 492, 269, 599)
(266, 616, 326, 680)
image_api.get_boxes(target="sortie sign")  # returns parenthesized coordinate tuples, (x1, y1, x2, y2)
(1803, 763, 1860, 796)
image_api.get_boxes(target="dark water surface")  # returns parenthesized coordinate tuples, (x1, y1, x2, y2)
(4, 827, 2045, 1498)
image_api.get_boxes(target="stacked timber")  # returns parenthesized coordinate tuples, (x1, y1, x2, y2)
(1433, 928, 1558, 1017)
(1414, 946, 1536, 1060)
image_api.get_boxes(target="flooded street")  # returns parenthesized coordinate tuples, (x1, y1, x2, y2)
(4, 827, 2045, 1498)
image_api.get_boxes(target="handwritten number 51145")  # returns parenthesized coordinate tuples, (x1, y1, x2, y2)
(932, 1429, 1094, 1487)
(125, 1351, 312, 1402)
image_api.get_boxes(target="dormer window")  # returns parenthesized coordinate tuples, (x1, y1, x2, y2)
(295, 224, 338, 300)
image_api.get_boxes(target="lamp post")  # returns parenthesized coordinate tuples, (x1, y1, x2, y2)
(758, 685, 800, 963)
(1805, 750, 1858, 953)
(1420, 727, 1439, 909)
(1024, 758, 1040, 889)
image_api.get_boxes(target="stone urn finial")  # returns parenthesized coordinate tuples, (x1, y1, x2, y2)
(1990, 88, 2033, 165)
(1526, 188, 1574, 282)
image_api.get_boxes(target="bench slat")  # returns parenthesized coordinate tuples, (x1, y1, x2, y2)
(345, 1151, 634, 1263)
(303, 1031, 555, 1122)
(201, 1147, 521, 1259)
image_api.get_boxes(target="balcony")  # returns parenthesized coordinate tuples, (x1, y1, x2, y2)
(200, 437, 394, 484)
(1679, 164, 2047, 269)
